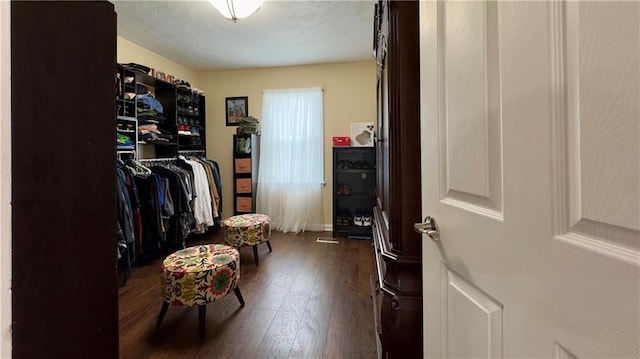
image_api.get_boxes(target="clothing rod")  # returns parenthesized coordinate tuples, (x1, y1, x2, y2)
(178, 150, 206, 154)
(138, 157, 175, 163)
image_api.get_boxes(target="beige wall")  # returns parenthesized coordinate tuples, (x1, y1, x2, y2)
(199, 61, 377, 225)
(117, 36, 200, 87)
(117, 35, 377, 227)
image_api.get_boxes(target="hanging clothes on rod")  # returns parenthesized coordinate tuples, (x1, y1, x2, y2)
(137, 157, 186, 251)
(175, 155, 214, 234)
(197, 156, 223, 223)
(178, 149, 206, 157)
(116, 159, 143, 284)
(116, 154, 224, 274)
(178, 151, 224, 224)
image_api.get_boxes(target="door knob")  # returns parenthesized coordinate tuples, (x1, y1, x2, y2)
(414, 216, 439, 241)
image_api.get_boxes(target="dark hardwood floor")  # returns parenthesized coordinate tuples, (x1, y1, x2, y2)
(119, 230, 377, 359)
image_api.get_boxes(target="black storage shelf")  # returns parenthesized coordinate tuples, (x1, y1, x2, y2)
(117, 66, 207, 159)
(116, 115, 137, 154)
(232, 134, 259, 215)
(336, 193, 376, 199)
(116, 65, 138, 119)
(335, 169, 376, 174)
(332, 147, 376, 239)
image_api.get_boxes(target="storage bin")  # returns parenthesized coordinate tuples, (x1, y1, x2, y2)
(236, 178, 252, 194)
(234, 158, 251, 173)
(236, 197, 253, 212)
(332, 136, 351, 147)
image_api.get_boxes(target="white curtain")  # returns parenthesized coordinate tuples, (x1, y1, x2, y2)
(257, 87, 324, 233)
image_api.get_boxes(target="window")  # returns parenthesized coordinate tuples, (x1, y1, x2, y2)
(257, 87, 324, 232)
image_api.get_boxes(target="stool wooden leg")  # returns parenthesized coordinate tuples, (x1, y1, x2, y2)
(156, 302, 169, 328)
(253, 245, 259, 266)
(234, 286, 245, 307)
(266, 240, 273, 253)
(198, 305, 206, 341)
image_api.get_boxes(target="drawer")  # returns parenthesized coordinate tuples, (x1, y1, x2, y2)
(235, 158, 251, 173)
(236, 178, 252, 194)
(236, 196, 253, 212)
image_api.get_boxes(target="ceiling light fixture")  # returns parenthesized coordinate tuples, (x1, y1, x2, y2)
(210, 0, 262, 23)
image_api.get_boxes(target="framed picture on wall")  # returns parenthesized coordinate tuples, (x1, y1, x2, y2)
(226, 96, 248, 126)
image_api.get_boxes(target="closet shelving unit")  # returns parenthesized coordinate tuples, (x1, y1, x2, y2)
(116, 115, 138, 153)
(116, 65, 138, 156)
(332, 146, 376, 239)
(176, 86, 206, 152)
(116, 69, 206, 159)
(135, 73, 178, 159)
(116, 64, 137, 118)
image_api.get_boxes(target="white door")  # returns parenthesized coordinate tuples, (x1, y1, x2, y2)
(420, 1, 639, 358)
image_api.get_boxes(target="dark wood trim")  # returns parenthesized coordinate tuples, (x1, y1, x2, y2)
(11, 2, 118, 358)
(371, 0, 422, 357)
(386, 0, 422, 256)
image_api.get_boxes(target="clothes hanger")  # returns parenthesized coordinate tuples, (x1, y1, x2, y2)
(125, 158, 151, 177)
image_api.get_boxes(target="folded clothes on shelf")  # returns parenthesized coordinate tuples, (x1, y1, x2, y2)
(116, 133, 134, 148)
(120, 62, 150, 74)
(237, 116, 261, 135)
(136, 94, 163, 113)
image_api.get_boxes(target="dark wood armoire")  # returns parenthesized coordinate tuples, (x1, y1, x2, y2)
(12, 2, 118, 358)
(370, 0, 422, 357)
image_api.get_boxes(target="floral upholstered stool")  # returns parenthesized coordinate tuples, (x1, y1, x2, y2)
(156, 244, 245, 341)
(223, 213, 273, 266)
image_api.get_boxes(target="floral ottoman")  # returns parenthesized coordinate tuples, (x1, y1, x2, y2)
(223, 213, 273, 265)
(156, 244, 245, 341)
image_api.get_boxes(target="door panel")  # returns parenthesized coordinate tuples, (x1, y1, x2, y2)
(441, 0, 503, 218)
(443, 266, 503, 359)
(557, 1, 639, 258)
(421, 1, 639, 358)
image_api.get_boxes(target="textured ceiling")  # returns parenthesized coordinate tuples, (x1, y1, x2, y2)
(112, 0, 375, 71)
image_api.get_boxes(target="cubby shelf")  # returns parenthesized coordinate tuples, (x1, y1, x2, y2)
(332, 147, 376, 239)
(116, 65, 206, 159)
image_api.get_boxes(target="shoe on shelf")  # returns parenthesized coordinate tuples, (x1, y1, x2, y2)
(342, 211, 353, 226)
(344, 214, 353, 226)
(342, 184, 352, 195)
(362, 215, 372, 227)
(354, 214, 364, 226)
(337, 184, 344, 195)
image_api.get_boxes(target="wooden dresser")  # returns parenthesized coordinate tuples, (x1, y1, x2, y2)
(370, 0, 422, 357)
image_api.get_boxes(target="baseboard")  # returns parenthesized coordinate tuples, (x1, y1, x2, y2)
(304, 224, 332, 232)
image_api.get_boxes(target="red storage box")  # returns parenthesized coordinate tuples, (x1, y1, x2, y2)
(332, 136, 351, 147)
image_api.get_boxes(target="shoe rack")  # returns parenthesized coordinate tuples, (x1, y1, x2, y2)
(332, 147, 376, 239)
